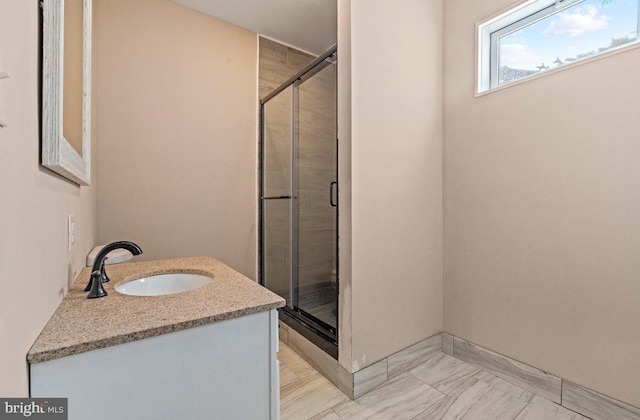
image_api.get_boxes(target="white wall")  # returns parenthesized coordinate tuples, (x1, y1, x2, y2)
(95, 0, 258, 279)
(347, 0, 444, 371)
(444, 0, 640, 407)
(0, 0, 97, 396)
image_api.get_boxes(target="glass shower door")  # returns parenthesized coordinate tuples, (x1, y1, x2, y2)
(260, 46, 338, 349)
(293, 62, 338, 332)
(261, 86, 294, 306)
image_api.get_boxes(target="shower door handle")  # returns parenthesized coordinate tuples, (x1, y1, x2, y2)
(330, 181, 337, 207)
(261, 196, 292, 200)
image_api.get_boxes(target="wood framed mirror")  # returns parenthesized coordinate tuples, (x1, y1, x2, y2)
(41, 0, 92, 185)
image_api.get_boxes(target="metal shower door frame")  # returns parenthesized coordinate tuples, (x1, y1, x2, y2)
(259, 44, 339, 347)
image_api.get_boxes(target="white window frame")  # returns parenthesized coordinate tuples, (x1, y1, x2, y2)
(477, 0, 640, 93)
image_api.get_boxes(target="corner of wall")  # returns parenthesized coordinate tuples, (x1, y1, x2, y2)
(337, 0, 353, 374)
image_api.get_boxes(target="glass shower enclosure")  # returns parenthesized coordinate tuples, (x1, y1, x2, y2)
(259, 46, 338, 355)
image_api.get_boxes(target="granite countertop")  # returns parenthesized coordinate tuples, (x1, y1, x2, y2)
(28, 256, 285, 364)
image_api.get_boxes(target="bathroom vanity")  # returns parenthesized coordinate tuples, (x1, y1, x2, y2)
(28, 256, 285, 420)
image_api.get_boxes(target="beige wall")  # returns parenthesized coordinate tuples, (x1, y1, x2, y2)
(0, 0, 97, 396)
(95, 0, 258, 279)
(348, 0, 444, 371)
(444, 0, 640, 407)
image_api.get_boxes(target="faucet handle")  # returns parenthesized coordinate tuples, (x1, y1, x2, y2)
(87, 270, 108, 299)
(100, 256, 110, 283)
(85, 259, 109, 291)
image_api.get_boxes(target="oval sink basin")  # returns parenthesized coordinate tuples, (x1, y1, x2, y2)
(115, 273, 212, 296)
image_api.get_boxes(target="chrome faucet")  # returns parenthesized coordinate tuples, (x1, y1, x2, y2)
(85, 241, 143, 299)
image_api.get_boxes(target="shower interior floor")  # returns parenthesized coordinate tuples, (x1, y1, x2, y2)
(296, 281, 337, 329)
(273, 280, 337, 329)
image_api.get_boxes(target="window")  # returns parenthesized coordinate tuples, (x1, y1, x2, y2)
(478, 0, 640, 93)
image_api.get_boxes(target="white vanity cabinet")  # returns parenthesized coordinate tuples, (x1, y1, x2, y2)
(31, 310, 280, 420)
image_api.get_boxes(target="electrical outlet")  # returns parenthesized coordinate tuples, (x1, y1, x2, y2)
(68, 215, 75, 252)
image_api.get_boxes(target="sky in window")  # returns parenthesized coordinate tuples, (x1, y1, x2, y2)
(499, 0, 639, 71)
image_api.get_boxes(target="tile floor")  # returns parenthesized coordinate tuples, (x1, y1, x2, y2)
(278, 342, 589, 420)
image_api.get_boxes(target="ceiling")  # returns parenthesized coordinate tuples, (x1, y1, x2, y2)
(173, 0, 337, 55)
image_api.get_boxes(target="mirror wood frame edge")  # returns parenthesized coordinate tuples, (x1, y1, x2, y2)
(42, 0, 92, 186)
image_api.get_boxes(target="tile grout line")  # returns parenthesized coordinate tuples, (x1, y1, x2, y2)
(386, 354, 389, 382)
(411, 405, 432, 420)
(329, 407, 343, 419)
(451, 332, 456, 357)
(556, 380, 596, 420)
(512, 402, 528, 420)
(407, 369, 449, 398)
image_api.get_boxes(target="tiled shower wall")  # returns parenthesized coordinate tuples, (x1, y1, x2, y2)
(259, 38, 337, 300)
